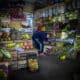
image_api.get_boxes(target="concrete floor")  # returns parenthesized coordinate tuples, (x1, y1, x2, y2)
(10, 54, 80, 80)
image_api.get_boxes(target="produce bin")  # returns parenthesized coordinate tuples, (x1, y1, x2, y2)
(26, 53, 39, 72)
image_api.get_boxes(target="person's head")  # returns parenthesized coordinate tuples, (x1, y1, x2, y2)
(37, 25, 45, 31)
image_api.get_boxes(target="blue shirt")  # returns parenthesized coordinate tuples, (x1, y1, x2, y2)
(32, 31, 48, 42)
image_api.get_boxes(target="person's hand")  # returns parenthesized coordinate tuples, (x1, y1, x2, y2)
(47, 34, 50, 38)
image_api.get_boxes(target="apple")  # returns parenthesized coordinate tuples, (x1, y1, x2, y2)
(23, 42, 28, 46)
(29, 45, 33, 49)
(26, 45, 30, 49)
(22, 46, 25, 49)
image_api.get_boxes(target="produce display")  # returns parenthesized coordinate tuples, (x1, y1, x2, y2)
(22, 34, 31, 40)
(9, 8, 25, 20)
(54, 20, 76, 59)
(0, 32, 11, 41)
(55, 42, 74, 56)
(22, 42, 33, 49)
(45, 24, 53, 31)
(0, 9, 34, 71)
(55, 29, 75, 59)
(34, 3, 65, 26)
(9, 21, 22, 28)
(0, 28, 31, 41)
(34, 3, 78, 60)
(5, 43, 16, 48)
(35, 10, 78, 26)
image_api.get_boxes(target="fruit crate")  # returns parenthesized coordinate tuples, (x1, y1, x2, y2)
(26, 53, 39, 72)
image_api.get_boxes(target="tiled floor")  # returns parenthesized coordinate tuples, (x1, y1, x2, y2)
(9, 54, 80, 80)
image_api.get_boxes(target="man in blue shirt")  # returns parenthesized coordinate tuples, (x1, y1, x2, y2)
(32, 26, 48, 55)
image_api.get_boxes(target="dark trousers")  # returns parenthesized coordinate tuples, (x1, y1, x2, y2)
(32, 37, 44, 53)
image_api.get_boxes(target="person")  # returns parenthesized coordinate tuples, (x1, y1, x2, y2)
(32, 25, 49, 55)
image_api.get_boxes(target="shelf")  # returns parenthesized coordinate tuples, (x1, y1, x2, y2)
(56, 39, 74, 43)
(17, 49, 38, 54)
(43, 22, 53, 25)
(13, 40, 27, 43)
(9, 49, 38, 54)
(45, 30, 55, 32)
(0, 41, 13, 44)
(0, 40, 32, 44)
(11, 59, 17, 61)
(14, 40, 32, 43)
(12, 59, 26, 61)
(0, 62, 9, 65)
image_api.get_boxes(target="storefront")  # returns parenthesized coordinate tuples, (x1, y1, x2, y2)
(0, 0, 80, 80)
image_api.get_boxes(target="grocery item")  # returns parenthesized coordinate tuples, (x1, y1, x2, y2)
(60, 55, 67, 60)
(61, 32, 68, 39)
(26, 54, 39, 72)
(9, 21, 22, 28)
(56, 42, 64, 47)
(6, 43, 16, 48)
(22, 34, 30, 40)
(28, 59, 39, 71)
(0, 49, 11, 59)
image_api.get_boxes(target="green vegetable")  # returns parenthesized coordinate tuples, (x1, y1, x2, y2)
(0, 49, 11, 59)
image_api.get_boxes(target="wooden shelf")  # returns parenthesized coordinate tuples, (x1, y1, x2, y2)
(0, 62, 9, 65)
(17, 49, 38, 54)
(0, 40, 32, 44)
(0, 41, 13, 44)
(14, 40, 32, 43)
(13, 40, 26, 43)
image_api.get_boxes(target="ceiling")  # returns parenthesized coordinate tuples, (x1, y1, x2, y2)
(0, 0, 63, 10)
